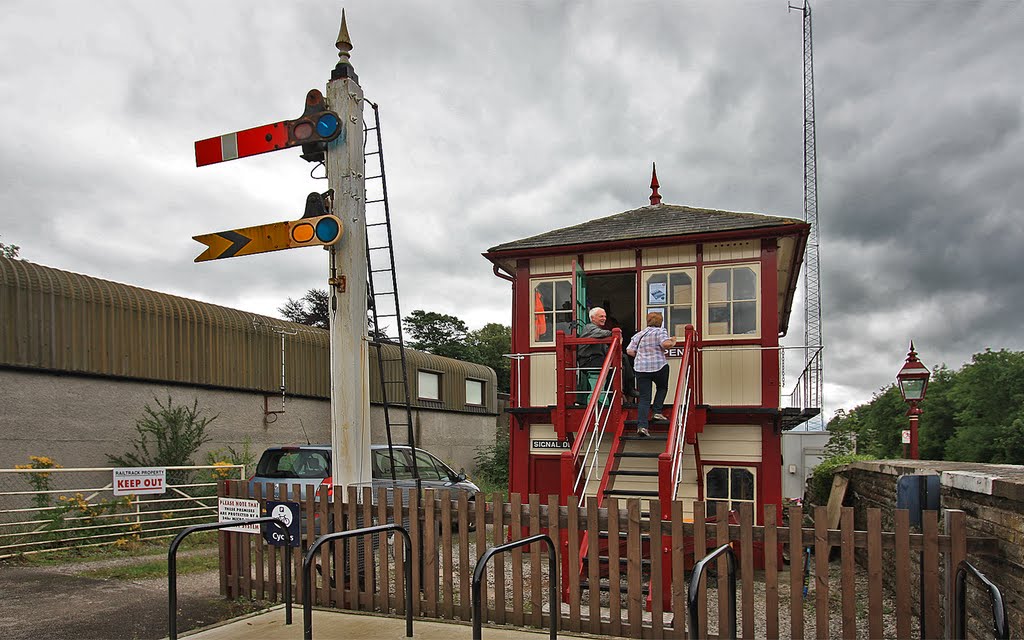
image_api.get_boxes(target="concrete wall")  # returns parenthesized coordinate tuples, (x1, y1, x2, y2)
(839, 460, 1024, 639)
(781, 429, 830, 499)
(0, 368, 499, 474)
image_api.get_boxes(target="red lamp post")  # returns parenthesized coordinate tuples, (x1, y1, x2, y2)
(896, 341, 930, 460)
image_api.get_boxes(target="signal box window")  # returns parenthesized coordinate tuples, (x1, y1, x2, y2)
(704, 466, 756, 513)
(465, 379, 484, 406)
(704, 264, 759, 337)
(418, 370, 441, 401)
(642, 268, 695, 337)
(531, 278, 573, 345)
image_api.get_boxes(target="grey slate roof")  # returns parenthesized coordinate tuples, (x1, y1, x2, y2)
(487, 203, 803, 253)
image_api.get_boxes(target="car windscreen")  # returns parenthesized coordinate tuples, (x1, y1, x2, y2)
(255, 450, 330, 479)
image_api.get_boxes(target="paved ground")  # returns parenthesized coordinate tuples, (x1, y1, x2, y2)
(0, 550, 261, 640)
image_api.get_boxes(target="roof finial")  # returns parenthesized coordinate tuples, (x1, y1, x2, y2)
(332, 10, 358, 81)
(649, 162, 662, 205)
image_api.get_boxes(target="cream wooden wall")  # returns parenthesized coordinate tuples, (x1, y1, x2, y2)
(529, 352, 557, 406)
(530, 255, 573, 275)
(704, 240, 758, 261)
(698, 424, 763, 463)
(700, 347, 762, 405)
(583, 249, 634, 271)
(641, 245, 697, 266)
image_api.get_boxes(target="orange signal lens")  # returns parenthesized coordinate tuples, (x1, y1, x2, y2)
(291, 222, 315, 243)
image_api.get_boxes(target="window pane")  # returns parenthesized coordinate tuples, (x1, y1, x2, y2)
(707, 269, 730, 302)
(555, 280, 572, 310)
(706, 467, 729, 498)
(731, 468, 755, 500)
(733, 301, 757, 335)
(646, 273, 668, 305)
(418, 371, 440, 400)
(669, 272, 692, 304)
(668, 307, 692, 336)
(466, 379, 483, 405)
(734, 267, 757, 300)
(534, 281, 554, 312)
(708, 303, 730, 335)
(413, 450, 443, 480)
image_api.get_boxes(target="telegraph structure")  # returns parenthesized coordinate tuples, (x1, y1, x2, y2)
(791, 1, 824, 429)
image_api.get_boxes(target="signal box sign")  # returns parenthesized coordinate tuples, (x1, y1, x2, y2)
(193, 214, 342, 262)
(113, 467, 166, 496)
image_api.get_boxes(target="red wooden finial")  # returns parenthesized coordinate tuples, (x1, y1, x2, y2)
(649, 163, 662, 205)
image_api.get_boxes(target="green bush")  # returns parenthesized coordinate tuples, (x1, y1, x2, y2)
(473, 429, 509, 489)
(806, 454, 871, 506)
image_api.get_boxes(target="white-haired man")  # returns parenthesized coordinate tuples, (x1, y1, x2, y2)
(576, 307, 637, 405)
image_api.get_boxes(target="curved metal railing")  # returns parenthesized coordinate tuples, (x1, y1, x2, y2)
(688, 543, 737, 640)
(472, 534, 558, 640)
(953, 560, 1009, 640)
(168, 517, 292, 640)
(301, 523, 413, 639)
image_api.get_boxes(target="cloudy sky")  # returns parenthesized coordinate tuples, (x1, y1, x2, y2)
(2, 1, 1022, 419)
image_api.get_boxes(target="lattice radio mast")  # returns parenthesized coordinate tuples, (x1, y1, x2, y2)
(791, 1, 824, 429)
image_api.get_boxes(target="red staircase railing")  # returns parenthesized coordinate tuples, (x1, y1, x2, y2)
(657, 324, 698, 520)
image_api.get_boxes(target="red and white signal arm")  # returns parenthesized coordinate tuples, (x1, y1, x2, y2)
(113, 467, 167, 496)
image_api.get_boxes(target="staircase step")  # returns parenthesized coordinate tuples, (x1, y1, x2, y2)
(603, 489, 659, 497)
(608, 470, 660, 477)
(615, 452, 660, 459)
(621, 433, 667, 441)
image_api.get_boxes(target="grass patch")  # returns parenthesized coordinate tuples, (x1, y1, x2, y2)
(78, 551, 220, 580)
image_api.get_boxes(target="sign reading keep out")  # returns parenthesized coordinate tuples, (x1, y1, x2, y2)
(113, 467, 166, 496)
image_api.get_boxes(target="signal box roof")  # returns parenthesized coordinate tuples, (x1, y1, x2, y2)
(486, 202, 805, 255)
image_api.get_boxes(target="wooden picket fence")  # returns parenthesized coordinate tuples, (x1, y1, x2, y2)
(219, 481, 995, 639)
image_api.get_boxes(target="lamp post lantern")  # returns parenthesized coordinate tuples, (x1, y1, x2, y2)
(896, 341, 930, 459)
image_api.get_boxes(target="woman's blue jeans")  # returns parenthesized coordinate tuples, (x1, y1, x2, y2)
(635, 364, 669, 429)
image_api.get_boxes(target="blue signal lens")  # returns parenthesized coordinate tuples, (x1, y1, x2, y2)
(315, 216, 340, 243)
(316, 113, 340, 138)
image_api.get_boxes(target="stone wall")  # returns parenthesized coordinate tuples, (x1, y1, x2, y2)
(840, 460, 1022, 639)
(0, 368, 500, 475)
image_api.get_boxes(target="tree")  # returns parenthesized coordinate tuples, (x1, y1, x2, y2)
(945, 349, 1024, 463)
(279, 288, 329, 329)
(0, 236, 20, 259)
(466, 323, 512, 393)
(403, 310, 470, 360)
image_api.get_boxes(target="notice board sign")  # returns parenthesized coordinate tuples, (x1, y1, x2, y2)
(218, 497, 260, 533)
(113, 467, 166, 496)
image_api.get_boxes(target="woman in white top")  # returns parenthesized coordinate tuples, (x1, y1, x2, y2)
(626, 312, 677, 437)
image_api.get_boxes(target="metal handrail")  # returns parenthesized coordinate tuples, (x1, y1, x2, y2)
(687, 543, 737, 640)
(560, 330, 622, 502)
(659, 325, 696, 518)
(302, 524, 413, 639)
(954, 560, 1009, 640)
(168, 517, 292, 640)
(472, 534, 558, 640)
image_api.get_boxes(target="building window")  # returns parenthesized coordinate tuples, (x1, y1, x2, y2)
(704, 264, 759, 337)
(465, 379, 484, 406)
(642, 268, 695, 337)
(704, 466, 756, 513)
(418, 370, 441, 401)
(531, 278, 573, 345)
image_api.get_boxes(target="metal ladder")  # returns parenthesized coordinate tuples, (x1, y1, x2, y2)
(362, 100, 418, 475)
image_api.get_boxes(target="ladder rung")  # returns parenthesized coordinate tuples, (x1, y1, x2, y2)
(366, 198, 385, 204)
(366, 175, 383, 180)
(368, 245, 390, 251)
(367, 222, 389, 227)
(376, 313, 397, 318)
(365, 151, 380, 156)
(370, 268, 393, 274)
(374, 291, 395, 297)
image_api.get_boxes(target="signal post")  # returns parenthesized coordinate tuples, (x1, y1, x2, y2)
(192, 11, 372, 488)
(326, 14, 372, 487)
